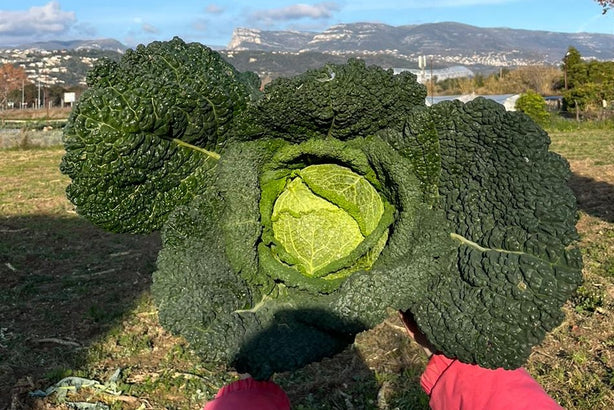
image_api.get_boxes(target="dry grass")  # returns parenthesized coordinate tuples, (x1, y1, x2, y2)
(0, 149, 72, 216)
(523, 129, 614, 410)
(0, 108, 71, 121)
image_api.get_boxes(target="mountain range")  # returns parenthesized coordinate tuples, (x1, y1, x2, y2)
(227, 22, 614, 65)
(13, 39, 127, 53)
(3, 22, 613, 87)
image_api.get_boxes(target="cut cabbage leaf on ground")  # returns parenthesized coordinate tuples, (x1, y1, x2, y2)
(61, 37, 583, 379)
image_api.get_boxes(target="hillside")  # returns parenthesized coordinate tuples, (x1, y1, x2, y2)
(3, 22, 613, 88)
(227, 22, 614, 66)
(15, 39, 128, 53)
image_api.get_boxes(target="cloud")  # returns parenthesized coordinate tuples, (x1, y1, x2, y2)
(73, 22, 97, 37)
(190, 5, 225, 35)
(192, 19, 208, 32)
(250, 2, 340, 24)
(0, 1, 75, 37)
(142, 23, 160, 34)
(206, 4, 224, 14)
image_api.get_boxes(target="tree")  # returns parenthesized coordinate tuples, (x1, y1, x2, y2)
(562, 47, 587, 90)
(0, 64, 29, 108)
(514, 66, 561, 95)
(457, 77, 475, 94)
(596, 0, 614, 13)
(7, 83, 37, 108)
(46, 84, 67, 107)
(560, 47, 614, 117)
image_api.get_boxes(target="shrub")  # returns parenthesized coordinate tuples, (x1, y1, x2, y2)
(516, 90, 550, 125)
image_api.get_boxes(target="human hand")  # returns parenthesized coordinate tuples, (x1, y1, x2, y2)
(398, 310, 435, 358)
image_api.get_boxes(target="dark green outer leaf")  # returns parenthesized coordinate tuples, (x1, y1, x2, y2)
(152, 138, 359, 377)
(216, 138, 287, 288)
(234, 59, 427, 142)
(377, 106, 441, 206)
(411, 98, 583, 369)
(61, 37, 261, 233)
(60, 99, 218, 233)
(152, 193, 256, 359)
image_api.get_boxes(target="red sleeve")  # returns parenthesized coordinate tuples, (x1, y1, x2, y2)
(203, 378, 291, 410)
(421, 354, 563, 410)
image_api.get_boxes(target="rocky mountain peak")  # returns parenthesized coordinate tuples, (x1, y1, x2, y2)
(226, 22, 614, 64)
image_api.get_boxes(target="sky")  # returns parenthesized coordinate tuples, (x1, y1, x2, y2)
(0, 0, 612, 48)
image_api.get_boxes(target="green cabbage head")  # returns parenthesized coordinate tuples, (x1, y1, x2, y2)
(60, 38, 583, 379)
(261, 162, 393, 291)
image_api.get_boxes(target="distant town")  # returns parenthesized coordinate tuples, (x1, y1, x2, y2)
(0, 47, 110, 87)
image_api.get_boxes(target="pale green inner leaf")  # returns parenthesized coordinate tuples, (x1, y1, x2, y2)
(272, 177, 338, 216)
(299, 164, 384, 235)
(324, 229, 389, 281)
(272, 178, 364, 276)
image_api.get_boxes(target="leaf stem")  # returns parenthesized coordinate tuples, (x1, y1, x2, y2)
(172, 138, 221, 160)
(450, 232, 525, 255)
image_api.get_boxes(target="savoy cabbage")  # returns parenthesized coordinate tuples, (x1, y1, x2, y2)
(60, 37, 583, 379)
